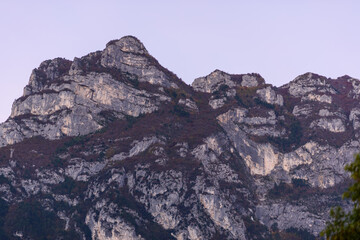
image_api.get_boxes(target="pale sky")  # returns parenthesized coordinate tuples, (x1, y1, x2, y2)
(0, 1, 359, 122)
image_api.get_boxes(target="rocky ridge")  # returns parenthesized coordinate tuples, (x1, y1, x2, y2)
(0, 36, 358, 239)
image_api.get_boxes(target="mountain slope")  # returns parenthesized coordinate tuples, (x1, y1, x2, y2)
(0, 36, 358, 239)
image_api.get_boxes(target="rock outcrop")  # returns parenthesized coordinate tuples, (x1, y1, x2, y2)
(0, 36, 359, 240)
(0, 36, 175, 147)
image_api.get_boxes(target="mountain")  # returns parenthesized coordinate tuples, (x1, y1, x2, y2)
(0, 35, 358, 239)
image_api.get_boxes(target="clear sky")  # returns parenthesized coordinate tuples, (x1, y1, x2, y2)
(0, 0, 359, 122)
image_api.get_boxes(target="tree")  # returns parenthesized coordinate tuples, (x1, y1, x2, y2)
(321, 154, 360, 239)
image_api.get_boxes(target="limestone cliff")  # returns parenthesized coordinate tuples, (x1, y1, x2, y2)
(0, 36, 358, 240)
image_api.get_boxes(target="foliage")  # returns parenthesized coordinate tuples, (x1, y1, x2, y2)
(242, 216, 271, 239)
(105, 147, 116, 159)
(0, 199, 9, 240)
(291, 178, 310, 188)
(3, 199, 77, 239)
(173, 105, 190, 118)
(267, 118, 302, 152)
(164, 88, 187, 101)
(99, 110, 118, 123)
(321, 154, 360, 239)
(284, 227, 315, 240)
(124, 72, 139, 87)
(53, 176, 88, 197)
(125, 115, 138, 129)
(0, 175, 10, 185)
(50, 156, 64, 168)
(212, 84, 229, 98)
(254, 98, 275, 109)
(235, 86, 258, 107)
(55, 135, 89, 154)
(268, 178, 311, 201)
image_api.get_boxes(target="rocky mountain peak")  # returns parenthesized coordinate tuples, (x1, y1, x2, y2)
(293, 72, 327, 83)
(105, 35, 148, 55)
(192, 70, 264, 93)
(280, 72, 336, 99)
(0, 35, 360, 239)
(24, 58, 72, 96)
(1, 36, 183, 147)
(101, 36, 178, 89)
(192, 70, 232, 93)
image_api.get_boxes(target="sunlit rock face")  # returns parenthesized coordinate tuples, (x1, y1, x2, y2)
(192, 70, 234, 93)
(256, 86, 284, 106)
(192, 70, 264, 94)
(101, 36, 178, 89)
(1, 36, 360, 239)
(0, 36, 176, 147)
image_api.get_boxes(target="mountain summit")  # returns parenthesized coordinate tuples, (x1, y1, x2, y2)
(0, 36, 358, 239)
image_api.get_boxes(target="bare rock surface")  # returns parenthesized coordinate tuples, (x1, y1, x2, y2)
(0, 36, 174, 147)
(1, 36, 360, 239)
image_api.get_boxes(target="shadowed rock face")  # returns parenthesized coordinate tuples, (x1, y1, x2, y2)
(0, 36, 359, 239)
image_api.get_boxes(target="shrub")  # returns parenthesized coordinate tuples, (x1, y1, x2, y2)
(267, 119, 302, 152)
(124, 72, 139, 87)
(173, 105, 190, 117)
(50, 156, 64, 168)
(4, 199, 72, 240)
(53, 177, 87, 197)
(0, 199, 8, 239)
(254, 98, 275, 109)
(105, 148, 116, 159)
(285, 227, 315, 240)
(291, 178, 309, 188)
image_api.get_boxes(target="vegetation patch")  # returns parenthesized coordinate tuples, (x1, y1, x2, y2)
(53, 176, 88, 197)
(3, 199, 78, 240)
(268, 179, 311, 200)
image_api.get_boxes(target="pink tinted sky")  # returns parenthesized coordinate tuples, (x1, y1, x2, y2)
(0, 0, 359, 122)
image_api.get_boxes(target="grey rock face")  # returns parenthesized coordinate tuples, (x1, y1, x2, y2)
(190, 134, 251, 239)
(293, 104, 312, 117)
(310, 118, 346, 133)
(192, 70, 268, 110)
(241, 75, 259, 87)
(110, 36, 148, 55)
(209, 98, 226, 109)
(0, 37, 176, 147)
(86, 203, 144, 240)
(2, 36, 360, 240)
(178, 98, 198, 111)
(101, 36, 178, 89)
(199, 193, 247, 240)
(256, 204, 325, 235)
(130, 167, 185, 230)
(218, 106, 356, 187)
(65, 159, 106, 181)
(23, 58, 72, 96)
(192, 70, 263, 93)
(350, 108, 360, 130)
(111, 136, 162, 161)
(301, 93, 332, 103)
(256, 86, 283, 106)
(281, 72, 336, 97)
(0, 71, 167, 146)
(217, 108, 284, 138)
(192, 70, 234, 93)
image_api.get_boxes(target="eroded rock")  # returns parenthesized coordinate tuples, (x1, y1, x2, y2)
(256, 86, 283, 106)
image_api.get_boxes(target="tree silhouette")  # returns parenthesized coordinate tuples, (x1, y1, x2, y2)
(321, 154, 360, 239)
